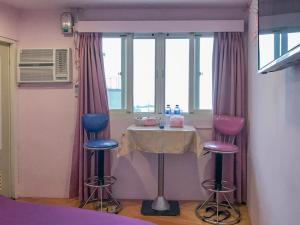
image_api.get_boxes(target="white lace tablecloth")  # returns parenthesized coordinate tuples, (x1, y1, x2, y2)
(118, 125, 203, 157)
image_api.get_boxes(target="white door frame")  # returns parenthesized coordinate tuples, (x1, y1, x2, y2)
(0, 36, 17, 198)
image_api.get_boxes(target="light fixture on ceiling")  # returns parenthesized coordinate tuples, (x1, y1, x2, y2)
(61, 12, 74, 34)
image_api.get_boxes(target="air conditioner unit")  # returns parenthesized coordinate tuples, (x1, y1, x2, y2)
(17, 48, 72, 83)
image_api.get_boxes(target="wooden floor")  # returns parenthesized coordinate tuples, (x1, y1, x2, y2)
(19, 198, 251, 225)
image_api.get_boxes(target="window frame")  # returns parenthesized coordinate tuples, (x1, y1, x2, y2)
(103, 32, 214, 115)
(259, 27, 300, 69)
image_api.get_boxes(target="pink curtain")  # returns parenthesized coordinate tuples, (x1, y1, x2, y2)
(69, 33, 111, 201)
(212, 32, 247, 203)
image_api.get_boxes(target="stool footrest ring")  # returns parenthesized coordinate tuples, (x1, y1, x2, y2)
(85, 176, 117, 188)
(202, 179, 236, 193)
(195, 191, 240, 225)
(80, 176, 122, 214)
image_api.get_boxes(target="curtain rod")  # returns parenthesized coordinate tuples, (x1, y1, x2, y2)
(77, 20, 244, 33)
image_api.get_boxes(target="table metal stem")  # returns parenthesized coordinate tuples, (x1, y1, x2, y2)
(158, 153, 164, 196)
(151, 153, 170, 211)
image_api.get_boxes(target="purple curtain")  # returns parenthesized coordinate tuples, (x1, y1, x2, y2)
(69, 33, 111, 201)
(212, 32, 247, 203)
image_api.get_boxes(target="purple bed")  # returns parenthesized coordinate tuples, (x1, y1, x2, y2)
(0, 196, 156, 225)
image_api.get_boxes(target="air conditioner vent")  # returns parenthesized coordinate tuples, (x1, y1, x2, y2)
(19, 67, 54, 82)
(55, 49, 68, 76)
(20, 49, 53, 63)
(18, 48, 72, 83)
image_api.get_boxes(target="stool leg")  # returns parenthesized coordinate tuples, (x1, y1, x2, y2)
(97, 150, 105, 184)
(216, 191, 220, 223)
(215, 153, 223, 191)
(104, 186, 122, 208)
(195, 191, 214, 211)
(196, 152, 240, 224)
(97, 150, 105, 211)
(80, 187, 98, 208)
(222, 193, 240, 219)
(82, 148, 122, 213)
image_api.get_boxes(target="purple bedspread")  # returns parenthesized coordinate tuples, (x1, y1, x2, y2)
(0, 196, 156, 225)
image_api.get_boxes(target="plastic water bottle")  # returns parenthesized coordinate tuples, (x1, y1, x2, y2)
(174, 105, 181, 115)
(165, 104, 172, 126)
(165, 105, 171, 114)
(159, 117, 165, 129)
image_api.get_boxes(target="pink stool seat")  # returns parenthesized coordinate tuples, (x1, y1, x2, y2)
(203, 141, 239, 154)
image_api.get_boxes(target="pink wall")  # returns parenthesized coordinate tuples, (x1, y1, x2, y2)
(14, 8, 246, 199)
(16, 10, 77, 197)
(247, 0, 300, 224)
(0, 3, 19, 40)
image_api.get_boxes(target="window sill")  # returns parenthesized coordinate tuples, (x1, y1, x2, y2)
(109, 109, 212, 116)
(109, 109, 213, 129)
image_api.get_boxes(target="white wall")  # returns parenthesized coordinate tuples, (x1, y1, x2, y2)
(248, 1, 300, 225)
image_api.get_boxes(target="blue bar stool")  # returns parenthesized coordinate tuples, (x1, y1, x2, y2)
(79, 113, 122, 213)
(195, 115, 245, 225)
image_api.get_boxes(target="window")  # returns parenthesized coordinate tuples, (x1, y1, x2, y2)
(102, 38, 123, 109)
(198, 37, 213, 110)
(133, 39, 155, 112)
(259, 33, 275, 68)
(288, 32, 300, 50)
(259, 30, 300, 69)
(165, 39, 189, 112)
(103, 33, 214, 113)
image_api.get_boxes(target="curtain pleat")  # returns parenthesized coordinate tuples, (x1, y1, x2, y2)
(212, 32, 247, 203)
(69, 33, 111, 201)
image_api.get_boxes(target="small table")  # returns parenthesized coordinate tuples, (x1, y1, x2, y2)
(118, 125, 203, 216)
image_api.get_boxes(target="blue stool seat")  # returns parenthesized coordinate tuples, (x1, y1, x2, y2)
(84, 139, 118, 150)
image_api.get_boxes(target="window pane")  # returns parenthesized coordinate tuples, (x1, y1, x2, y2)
(165, 39, 189, 112)
(199, 37, 213, 110)
(259, 33, 274, 68)
(133, 39, 155, 112)
(288, 32, 300, 51)
(103, 38, 122, 109)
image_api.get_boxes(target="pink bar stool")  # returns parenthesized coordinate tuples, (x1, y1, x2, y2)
(195, 115, 245, 225)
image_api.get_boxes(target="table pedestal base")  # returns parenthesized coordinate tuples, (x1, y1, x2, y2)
(141, 200, 180, 216)
(152, 196, 170, 211)
(141, 153, 180, 216)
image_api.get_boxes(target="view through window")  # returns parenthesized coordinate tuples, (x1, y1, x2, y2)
(133, 39, 155, 112)
(259, 33, 275, 68)
(199, 37, 214, 110)
(102, 34, 214, 113)
(165, 39, 189, 112)
(102, 38, 122, 109)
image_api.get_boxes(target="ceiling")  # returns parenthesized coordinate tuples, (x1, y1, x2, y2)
(0, 0, 249, 10)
